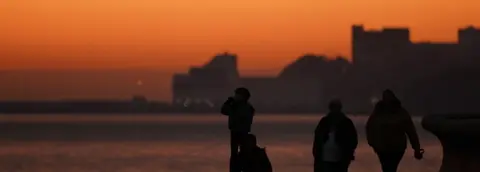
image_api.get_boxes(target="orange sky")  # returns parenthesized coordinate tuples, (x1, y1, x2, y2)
(1, 0, 479, 75)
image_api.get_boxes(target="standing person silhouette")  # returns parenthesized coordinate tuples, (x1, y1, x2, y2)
(313, 99, 358, 172)
(221, 87, 255, 172)
(366, 89, 424, 172)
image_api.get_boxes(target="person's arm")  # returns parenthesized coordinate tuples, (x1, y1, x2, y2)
(246, 106, 255, 125)
(347, 118, 358, 152)
(403, 109, 421, 150)
(365, 115, 374, 147)
(220, 97, 234, 116)
(366, 103, 380, 147)
(312, 120, 323, 156)
(340, 118, 358, 161)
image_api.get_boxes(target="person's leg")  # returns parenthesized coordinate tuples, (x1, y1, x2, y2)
(336, 160, 351, 172)
(230, 131, 240, 157)
(324, 161, 343, 172)
(377, 152, 395, 172)
(389, 151, 405, 172)
(325, 162, 339, 172)
(229, 131, 241, 172)
(377, 152, 392, 172)
(236, 132, 244, 152)
(313, 159, 321, 172)
(376, 151, 405, 172)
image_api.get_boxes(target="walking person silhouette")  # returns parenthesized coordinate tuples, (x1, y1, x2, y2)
(366, 89, 424, 172)
(221, 87, 255, 172)
(313, 99, 358, 172)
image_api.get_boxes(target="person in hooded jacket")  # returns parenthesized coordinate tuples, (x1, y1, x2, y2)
(313, 99, 358, 172)
(221, 87, 255, 172)
(366, 89, 424, 172)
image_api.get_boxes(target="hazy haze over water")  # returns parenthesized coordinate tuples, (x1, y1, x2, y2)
(0, 114, 441, 172)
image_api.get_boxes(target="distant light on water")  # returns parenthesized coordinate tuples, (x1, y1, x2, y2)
(204, 99, 214, 107)
(183, 98, 191, 107)
(370, 96, 379, 105)
(194, 99, 202, 104)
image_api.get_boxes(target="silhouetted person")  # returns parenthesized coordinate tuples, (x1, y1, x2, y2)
(313, 100, 358, 172)
(366, 89, 424, 172)
(239, 134, 273, 172)
(221, 87, 255, 172)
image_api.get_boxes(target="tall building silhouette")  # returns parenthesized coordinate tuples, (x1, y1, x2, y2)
(351, 25, 480, 102)
(352, 25, 410, 72)
(459, 26, 480, 64)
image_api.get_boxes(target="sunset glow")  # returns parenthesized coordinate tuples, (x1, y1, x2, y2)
(1, 0, 479, 74)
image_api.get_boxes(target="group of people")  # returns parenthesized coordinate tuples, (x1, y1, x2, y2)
(221, 87, 424, 172)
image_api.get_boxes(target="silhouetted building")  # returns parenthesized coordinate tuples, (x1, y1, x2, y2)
(171, 25, 480, 113)
(238, 77, 281, 109)
(459, 26, 480, 46)
(276, 54, 350, 111)
(459, 26, 480, 64)
(351, 25, 480, 108)
(352, 25, 480, 73)
(172, 52, 239, 108)
(171, 53, 350, 112)
(352, 25, 410, 73)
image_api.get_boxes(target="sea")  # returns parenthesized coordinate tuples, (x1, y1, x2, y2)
(0, 114, 441, 172)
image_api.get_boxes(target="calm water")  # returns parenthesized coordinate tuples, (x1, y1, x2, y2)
(0, 114, 441, 172)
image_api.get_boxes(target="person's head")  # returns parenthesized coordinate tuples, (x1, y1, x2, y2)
(234, 87, 251, 102)
(328, 99, 343, 113)
(382, 89, 398, 102)
(243, 134, 257, 149)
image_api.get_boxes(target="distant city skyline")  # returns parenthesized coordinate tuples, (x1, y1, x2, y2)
(170, 24, 480, 112)
(1, 23, 480, 102)
(1, 0, 479, 72)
